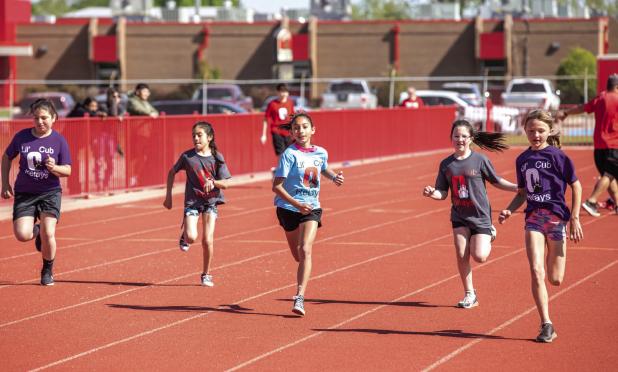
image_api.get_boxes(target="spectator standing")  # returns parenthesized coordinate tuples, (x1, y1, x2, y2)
(400, 87, 424, 109)
(68, 97, 107, 118)
(558, 74, 618, 216)
(261, 83, 295, 159)
(127, 83, 158, 117)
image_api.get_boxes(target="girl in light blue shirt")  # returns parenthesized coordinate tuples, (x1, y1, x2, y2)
(272, 113, 344, 316)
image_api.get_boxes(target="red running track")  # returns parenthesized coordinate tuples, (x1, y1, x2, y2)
(0, 148, 616, 371)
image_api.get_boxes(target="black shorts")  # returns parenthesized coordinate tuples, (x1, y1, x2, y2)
(13, 189, 62, 221)
(452, 221, 492, 236)
(272, 133, 293, 156)
(593, 149, 618, 179)
(276, 207, 322, 232)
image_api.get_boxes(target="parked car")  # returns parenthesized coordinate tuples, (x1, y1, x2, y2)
(13, 92, 76, 118)
(260, 95, 310, 112)
(321, 79, 378, 109)
(501, 78, 560, 110)
(192, 84, 253, 112)
(413, 90, 520, 133)
(153, 99, 247, 115)
(441, 82, 483, 106)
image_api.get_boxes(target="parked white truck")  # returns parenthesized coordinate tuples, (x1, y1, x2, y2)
(501, 78, 561, 110)
(321, 79, 378, 109)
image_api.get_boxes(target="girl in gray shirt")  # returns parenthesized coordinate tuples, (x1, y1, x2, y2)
(423, 120, 517, 309)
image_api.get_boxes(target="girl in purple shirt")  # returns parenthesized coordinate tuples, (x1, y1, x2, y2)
(1, 99, 72, 286)
(499, 109, 583, 343)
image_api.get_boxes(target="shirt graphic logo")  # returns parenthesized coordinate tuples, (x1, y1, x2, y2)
(303, 166, 319, 188)
(277, 107, 289, 121)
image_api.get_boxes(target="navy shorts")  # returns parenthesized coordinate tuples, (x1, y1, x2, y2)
(452, 221, 492, 236)
(13, 190, 62, 221)
(272, 133, 293, 156)
(594, 149, 618, 179)
(276, 207, 322, 232)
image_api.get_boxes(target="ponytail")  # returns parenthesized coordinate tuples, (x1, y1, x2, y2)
(450, 120, 508, 152)
(192, 121, 224, 164)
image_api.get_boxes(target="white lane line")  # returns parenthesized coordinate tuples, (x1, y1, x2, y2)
(1, 202, 445, 327)
(421, 260, 618, 372)
(29, 224, 453, 371)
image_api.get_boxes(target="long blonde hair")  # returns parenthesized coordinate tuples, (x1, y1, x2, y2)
(523, 109, 561, 148)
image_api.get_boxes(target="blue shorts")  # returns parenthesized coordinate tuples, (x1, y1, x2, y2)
(525, 209, 566, 241)
(184, 204, 218, 218)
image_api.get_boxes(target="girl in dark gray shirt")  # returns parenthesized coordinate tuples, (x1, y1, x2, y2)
(423, 120, 517, 309)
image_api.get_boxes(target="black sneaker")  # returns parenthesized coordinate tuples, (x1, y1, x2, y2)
(179, 234, 189, 252)
(536, 322, 557, 343)
(34, 224, 41, 252)
(40, 268, 54, 286)
(582, 201, 601, 217)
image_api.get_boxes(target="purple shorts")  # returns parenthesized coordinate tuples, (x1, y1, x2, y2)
(525, 209, 567, 241)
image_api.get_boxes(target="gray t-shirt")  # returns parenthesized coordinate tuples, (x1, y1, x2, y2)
(435, 151, 501, 228)
(172, 149, 232, 208)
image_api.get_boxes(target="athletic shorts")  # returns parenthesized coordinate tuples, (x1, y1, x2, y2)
(525, 208, 567, 241)
(13, 190, 62, 221)
(184, 204, 218, 218)
(593, 149, 618, 179)
(272, 133, 293, 156)
(451, 220, 492, 236)
(276, 207, 322, 232)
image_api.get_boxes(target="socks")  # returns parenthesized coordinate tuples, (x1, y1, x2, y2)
(43, 258, 54, 270)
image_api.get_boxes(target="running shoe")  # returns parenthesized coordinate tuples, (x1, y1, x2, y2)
(457, 291, 478, 309)
(179, 233, 190, 252)
(536, 322, 557, 343)
(292, 295, 305, 316)
(582, 200, 601, 217)
(40, 267, 54, 286)
(33, 224, 41, 252)
(200, 273, 214, 287)
(490, 225, 497, 242)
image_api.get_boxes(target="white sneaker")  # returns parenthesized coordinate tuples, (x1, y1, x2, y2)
(292, 295, 305, 316)
(200, 273, 214, 287)
(490, 225, 497, 242)
(457, 291, 478, 309)
(179, 234, 190, 252)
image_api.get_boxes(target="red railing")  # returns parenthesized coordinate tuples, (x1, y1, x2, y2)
(1, 106, 455, 203)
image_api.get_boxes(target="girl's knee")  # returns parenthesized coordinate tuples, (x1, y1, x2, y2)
(548, 272, 564, 286)
(530, 265, 546, 282)
(472, 254, 488, 263)
(185, 233, 198, 244)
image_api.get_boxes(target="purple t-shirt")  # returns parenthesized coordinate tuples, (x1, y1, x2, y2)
(4, 128, 72, 194)
(516, 146, 577, 221)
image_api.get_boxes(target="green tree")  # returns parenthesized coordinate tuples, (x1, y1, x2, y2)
(351, 0, 410, 20)
(556, 47, 596, 104)
(32, 0, 71, 16)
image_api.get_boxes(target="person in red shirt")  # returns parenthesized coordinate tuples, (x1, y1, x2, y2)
(558, 74, 618, 217)
(261, 83, 295, 158)
(400, 86, 424, 109)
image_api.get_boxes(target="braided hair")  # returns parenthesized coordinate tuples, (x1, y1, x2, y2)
(192, 121, 224, 164)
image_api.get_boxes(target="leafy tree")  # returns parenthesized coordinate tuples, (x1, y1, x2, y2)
(351, 0, 410, 20)
(32, 0, 71, 16)
(556, 47, 596, 104)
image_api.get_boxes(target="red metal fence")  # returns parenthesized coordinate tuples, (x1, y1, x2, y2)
(1, 107, 455, 203)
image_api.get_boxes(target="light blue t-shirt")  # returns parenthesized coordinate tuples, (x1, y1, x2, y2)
(274, 144, 328, 212)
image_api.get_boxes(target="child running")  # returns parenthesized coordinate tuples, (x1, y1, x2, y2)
(1, 99, 72, 286)
(272, 112, 344, 316)
(423, 119, 517, 309)
(499, 109, 583, 343)
(163, 121, 231, 287)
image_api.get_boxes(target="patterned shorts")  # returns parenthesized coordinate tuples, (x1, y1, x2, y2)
(184, 204, 218, 218)
(525, 208, 566, 241)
